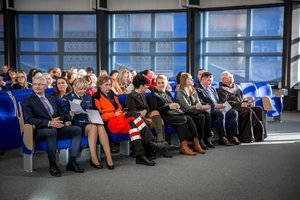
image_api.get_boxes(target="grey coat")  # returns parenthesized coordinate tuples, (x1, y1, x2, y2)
(176, 88, 202, 113)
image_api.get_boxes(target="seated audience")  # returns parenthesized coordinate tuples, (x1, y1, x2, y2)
(196, 72, 240, 145)
(99, 69, 108, 77)
(125, 74, 172, 157)
(194, 68, 206, 86)
(60, 78, 114, 169)
(86, 67, 95, 76)
(176, 73, 211, 150)
(52, 67, 62, 80)
(28, 68, 37, 82)
(83, 75, 97, 96)
(67, 71, 77, 86)
(22, 74, 84, 177)
(6, 68, 16, 83)
(217, 71, 267, 142)
(0, 65, 9, 80)
(140, 69, 156, 88)
(150, 75, 202, 156)
(116, 69, 129, 94)
(53, 77, 72, 98)
(110, 70, 119, 80)
(174, 71, 184, 91)
(93, 75, 166, 166)
(43, 73, 53, 88)
(10, 71, 32, 90)
(0, 76, 8, 91)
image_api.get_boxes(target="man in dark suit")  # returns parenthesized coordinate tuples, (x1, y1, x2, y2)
(22, 74, 84, 177)
(195, 72, 240, 146)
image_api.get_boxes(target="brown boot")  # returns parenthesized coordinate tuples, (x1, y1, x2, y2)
(193, 138, 206, 154)
(180, 140, 197, 156)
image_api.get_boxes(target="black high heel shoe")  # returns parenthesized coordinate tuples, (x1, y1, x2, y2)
(105, 159, 115, 170)
(90, 159, 103, 169)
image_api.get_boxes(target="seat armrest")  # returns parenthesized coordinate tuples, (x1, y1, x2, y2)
(23, 124, 35, 151)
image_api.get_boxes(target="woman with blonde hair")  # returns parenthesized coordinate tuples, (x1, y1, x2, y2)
(10, 70, 32, 90)
(150, 75, 203, 155)
(60, 78, 114, 169)
(116, 69, 129, 94)
(176, 73, 212, 150)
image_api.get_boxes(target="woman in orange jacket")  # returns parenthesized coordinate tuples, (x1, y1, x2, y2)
(92, 75, 166, 166)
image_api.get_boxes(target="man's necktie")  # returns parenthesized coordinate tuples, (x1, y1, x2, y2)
(207, 87, 218, 104)
(40, 97, 52, 117)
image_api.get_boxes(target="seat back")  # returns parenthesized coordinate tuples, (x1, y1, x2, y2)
(211, 81, 219, 90)
(240, 82, 258, 98)
(255, 82, 272, 97)
(0, 95, 22, 149)
(0, 95, 15, 117)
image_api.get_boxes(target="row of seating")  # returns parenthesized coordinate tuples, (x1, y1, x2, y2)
(0, 81, 283, 172)
(240, 82, 282, 120)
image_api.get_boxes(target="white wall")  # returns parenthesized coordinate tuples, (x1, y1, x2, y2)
(14, 0, 93, 11)
(14, 0, 283, 12)
(200, 0, 283, 8)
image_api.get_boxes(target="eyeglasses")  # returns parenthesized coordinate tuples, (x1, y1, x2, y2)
(32, 83, 45, 87)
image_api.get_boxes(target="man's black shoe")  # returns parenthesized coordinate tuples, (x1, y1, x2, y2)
(136, 155, 155, 166)
(66, 162, 84, 173)
(49, 162, 62, 177)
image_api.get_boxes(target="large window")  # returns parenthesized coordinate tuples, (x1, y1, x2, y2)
(0, 14, 4, 66)
(17, 14, 97, 73)
(110, 12, 187, 77)
(201, 7, 284, 83)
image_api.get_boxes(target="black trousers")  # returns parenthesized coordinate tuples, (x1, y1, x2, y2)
(162, 114, 198, 142)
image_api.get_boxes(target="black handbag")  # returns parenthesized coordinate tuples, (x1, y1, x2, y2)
(166, 109, 185, 116)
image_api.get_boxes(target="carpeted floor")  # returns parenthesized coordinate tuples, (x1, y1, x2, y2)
(0, 111, 300, 200)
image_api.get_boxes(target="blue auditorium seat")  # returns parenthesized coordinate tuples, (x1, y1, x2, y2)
(255, 82, 282, 120)
(0, 96, 22, 150)
(240, 82, 258, 99)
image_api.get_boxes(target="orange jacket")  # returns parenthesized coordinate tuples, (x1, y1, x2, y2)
(93, 91, 123, 122)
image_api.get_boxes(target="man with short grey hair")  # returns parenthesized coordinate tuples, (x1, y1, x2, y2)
(22, 74, 84, 177)
(218, 71, 267, 143)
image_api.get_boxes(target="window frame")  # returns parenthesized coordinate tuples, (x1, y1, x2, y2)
(109, 11, 187, 77)
(16, 12, 97, 73)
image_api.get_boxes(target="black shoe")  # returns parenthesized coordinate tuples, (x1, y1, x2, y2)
(89, 159, 103, 169)
(204, 138, 215, 148)
(146, 151, 157, 160)
(200, 139, 209, 150)
(49, 162, 62, 177)
(105, 159, 115, 170)
(67, 161, 84, 173)
(136, 155, 155, 166)
(158, 146, 173, 158)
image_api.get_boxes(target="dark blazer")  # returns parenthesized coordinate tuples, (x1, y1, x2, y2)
(22, 93, 59, 128)
(125, 91, 150, 114)
(195, 84, 221, 110)
(10, 82, 32, 91)
(149, 88, 174, 114)
(60, 91, 93, 125)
